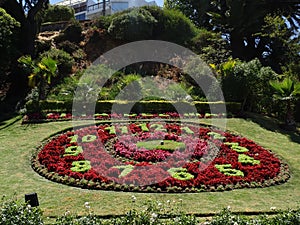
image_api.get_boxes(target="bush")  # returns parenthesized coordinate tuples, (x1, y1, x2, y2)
(0, 197, 43, 225)
(144, 6, 198, 45)
(220, 59, 278, 113)
(93, 15, 113, 30)
(0, 8, 20, 71)
(108, 7, 157, 41)
(39, 48, 74, 76)
(56, 21, 83, 44)
(42, 5, 75, 23)
(57, 40, 79, 55)
(191, 29, 231, 65)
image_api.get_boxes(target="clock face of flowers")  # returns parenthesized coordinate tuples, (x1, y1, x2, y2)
(33, 121, 289, 192)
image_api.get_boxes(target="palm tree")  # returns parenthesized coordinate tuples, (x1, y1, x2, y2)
(269, 77, 300, 130)
(18, 55, 58, 101)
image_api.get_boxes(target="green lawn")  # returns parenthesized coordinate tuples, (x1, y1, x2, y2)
(136, 140, 186, 151)
(0, 114, 299, 219)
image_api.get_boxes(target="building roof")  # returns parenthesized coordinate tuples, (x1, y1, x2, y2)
(55, 0, 86, 6)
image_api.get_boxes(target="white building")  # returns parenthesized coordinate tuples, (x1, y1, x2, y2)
(55, 0, 157, 20)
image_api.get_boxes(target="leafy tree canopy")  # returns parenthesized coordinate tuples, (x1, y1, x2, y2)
(42, 4, 74, 23)
(165, 0, 300, 68)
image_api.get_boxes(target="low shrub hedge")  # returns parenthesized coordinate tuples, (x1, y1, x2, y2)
(28, 100, 241, 115)
(1, 198, 300, 225)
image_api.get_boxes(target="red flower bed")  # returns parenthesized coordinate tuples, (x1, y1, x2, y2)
(32, 122, 289, 192)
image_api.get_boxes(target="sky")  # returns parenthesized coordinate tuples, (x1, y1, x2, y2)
(50, 0, 164, 7)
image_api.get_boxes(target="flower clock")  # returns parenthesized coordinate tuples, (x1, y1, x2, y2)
(32, 121, 290, 192)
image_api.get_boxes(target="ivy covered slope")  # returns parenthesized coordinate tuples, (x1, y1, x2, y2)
(32, 121, 289, 192)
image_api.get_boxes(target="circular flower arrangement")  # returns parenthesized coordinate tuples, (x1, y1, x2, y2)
(32, 121, 290, 192)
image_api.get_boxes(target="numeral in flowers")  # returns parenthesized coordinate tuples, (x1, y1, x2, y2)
(105, 126, 116, 134)
(215, 164, 244, 177)
(64, 146, 83, 156)
(181, 126, 194, 134)
(69, 135, 97, 143)
(225, 142, 249, 153)
(207, 132, 225, 140)
(138, 123, 149, 132)
(112, 165, 134, 178)
(238, 154, 260, 165)
(120, 126, 128, 134)
(71, 160, 91, 173)
(70, 135, 78, 143)
(150, 123, 166, 132)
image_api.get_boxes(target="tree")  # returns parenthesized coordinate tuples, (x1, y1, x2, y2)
(269, 77, 300, 130)
(0, 8, 20, 72)
(0, 0, 49, 56)
(164, 0, 214, 28)
(42, 4, 74, 23)
(259, 15, 300, 73)
(108, 7, 157, 41)
(18, 55, 58, 101)
(165, 0, 300, 63)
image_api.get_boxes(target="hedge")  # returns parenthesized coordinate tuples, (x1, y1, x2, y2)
(28, 100, 241, 115)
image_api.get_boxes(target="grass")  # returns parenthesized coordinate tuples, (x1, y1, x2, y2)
(0, 114, 299, 220)
(136, 140, 186, 151)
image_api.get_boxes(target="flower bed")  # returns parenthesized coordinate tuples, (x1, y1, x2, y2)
(32, 121, 289, 192)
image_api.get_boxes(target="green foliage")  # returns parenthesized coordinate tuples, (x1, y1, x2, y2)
(0, 197, 43, 225)
(209, 208, 300, 225)
(39, 48, 74, 75)
(108, 7, 157, 41)
(56, 20, 83, 44)
(220, 59, 277, 112)
(55, 198, 198, 224)
(259, 15, 300, 73)
(269, 78, 300, 101)
(165, 0, 300, 69)
(191, 29, 231, 65)
(93, 15, 114, 30)
(42, 5, 75, 23)
(18, 56, 57, 87)
(269, 77, 300, 128)
(57, 40, 79, 55)
(18, 55, 58, 101)
(0, 8, 20, 50)
(47, 75, 79, 102)
(144, 6, 198, 45)
(136, 140, 185, 151)
(0, 7, 20, 71)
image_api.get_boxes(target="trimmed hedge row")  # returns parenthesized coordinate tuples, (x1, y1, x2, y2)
(27, 100, 241, 114)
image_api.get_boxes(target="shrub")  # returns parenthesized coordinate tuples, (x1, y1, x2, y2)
(56, 20, 83, 44)
(39, 48, 74, 76)
(144, 6, 198, 45)
(47, 75, 79, 102)
(0, 197, 44, 225)
(63, 21, 83, 43)
(220, 58, 278, 113)
(191, 29, 231, 65)
(93, 15, 113, 30)
(108, 7, 157, 41)
(0, 8, 20, 72)
(57, 40, 79, 54)
(42, 5, 75, 23)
